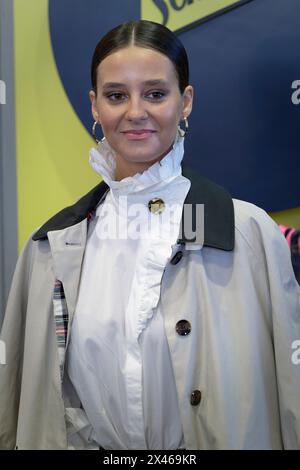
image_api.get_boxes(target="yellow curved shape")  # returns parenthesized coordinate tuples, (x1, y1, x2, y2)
(14, 0, 99, 250)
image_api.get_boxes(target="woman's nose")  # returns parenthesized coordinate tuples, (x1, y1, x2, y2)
(125, 97, 148, 121)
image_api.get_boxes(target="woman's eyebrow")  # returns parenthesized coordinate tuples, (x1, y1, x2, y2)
(102, 79, 169, 89)
(143, 79, 169, 87)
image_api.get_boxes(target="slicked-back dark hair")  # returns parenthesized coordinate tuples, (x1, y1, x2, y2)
(91, 20, 189, 95)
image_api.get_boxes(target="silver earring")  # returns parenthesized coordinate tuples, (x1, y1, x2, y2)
(92, 120, 101, 144)
(178, 117, 189, 137)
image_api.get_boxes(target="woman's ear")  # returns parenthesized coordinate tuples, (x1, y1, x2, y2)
(182, 85, 194, 119)
(89, 89, 99, 122)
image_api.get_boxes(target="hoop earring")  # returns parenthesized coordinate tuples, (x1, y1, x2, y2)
(178, 117, 189, 137)
(92, 121, 102, 144)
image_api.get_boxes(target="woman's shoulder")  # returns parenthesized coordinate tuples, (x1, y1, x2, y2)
(31, 181, 109, 242)
(232, 198, 289, 258)
(233, 198, 276, 228)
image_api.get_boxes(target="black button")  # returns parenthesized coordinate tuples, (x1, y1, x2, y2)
(176, 319, 191, 336)
(170, 250, 183, 265)
(190, 390, 202, 406)
(148, 198, 165, 214)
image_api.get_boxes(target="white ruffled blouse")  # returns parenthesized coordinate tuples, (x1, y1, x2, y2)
(66, 133, 191, 450)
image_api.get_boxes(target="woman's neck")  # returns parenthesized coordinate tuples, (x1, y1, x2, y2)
(114, 146, 173, 181)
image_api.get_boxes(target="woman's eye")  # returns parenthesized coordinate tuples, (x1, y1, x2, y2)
(147, 91, 166, 100)
(106, 92, 126, 101)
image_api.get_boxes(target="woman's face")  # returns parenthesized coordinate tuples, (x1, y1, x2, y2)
(89, 46, 193, 180)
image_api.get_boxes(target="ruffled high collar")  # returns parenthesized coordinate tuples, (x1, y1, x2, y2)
(89, 131, 185, 195)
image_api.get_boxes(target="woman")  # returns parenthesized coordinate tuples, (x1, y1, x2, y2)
(0, 20, 300, 450)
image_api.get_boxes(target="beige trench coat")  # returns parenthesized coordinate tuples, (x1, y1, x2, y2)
(1, 168, 300, 449)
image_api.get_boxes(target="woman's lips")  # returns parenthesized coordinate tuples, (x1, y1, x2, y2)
(121, 130, 156, 140)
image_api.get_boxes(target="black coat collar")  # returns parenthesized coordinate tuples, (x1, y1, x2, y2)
(32, 166, 234, 251)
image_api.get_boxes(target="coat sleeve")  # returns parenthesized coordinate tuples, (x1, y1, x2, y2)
(267, 226, 300, 448)
(0, 236, 35, 449)
(247, 207, 300, 449)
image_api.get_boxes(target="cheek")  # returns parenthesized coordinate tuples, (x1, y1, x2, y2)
(97, 100, 118, 127)
(100, 119, 115, 133)
(98, 105, 119, 131)
(157, 116, 180, 137)
(156, 103, 181, 128)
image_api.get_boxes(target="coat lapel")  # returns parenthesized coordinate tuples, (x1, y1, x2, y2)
(47, 219, 87, 341)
